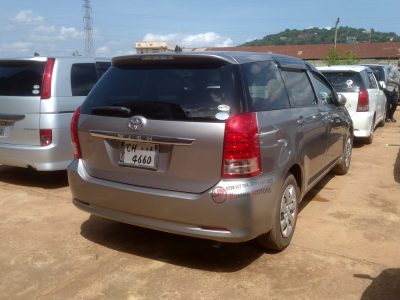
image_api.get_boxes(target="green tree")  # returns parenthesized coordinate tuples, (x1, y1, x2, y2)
(241, 27, 400, 46)
(342, 51, 360, 64)
(324, 48, 341, 65)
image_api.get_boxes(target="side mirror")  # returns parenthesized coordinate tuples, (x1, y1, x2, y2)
(337, 93, 347, 106)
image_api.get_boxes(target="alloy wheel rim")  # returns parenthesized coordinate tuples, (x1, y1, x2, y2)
(280, 184, 297, 238)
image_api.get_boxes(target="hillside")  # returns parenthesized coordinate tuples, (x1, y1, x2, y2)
(242, 27, 400, 46)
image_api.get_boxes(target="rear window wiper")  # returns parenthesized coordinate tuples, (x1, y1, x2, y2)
(91, 106, 131, 117)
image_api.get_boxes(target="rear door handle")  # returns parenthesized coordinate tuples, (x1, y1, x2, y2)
(0, 114, 25, 123)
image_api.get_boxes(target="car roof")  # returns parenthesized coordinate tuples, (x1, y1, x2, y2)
(112, 51, 309, 69)
(0, 56, 111, 62)
(361, 64, 392, 70)
(317, 65, 369, 72)
(361, 63, 391, 67)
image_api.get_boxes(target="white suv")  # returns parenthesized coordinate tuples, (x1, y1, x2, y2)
(318, 65, 386, 144)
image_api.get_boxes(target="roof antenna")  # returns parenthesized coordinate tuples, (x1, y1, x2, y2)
(34, 52, 40, 57)
(175, 45, 183, 52)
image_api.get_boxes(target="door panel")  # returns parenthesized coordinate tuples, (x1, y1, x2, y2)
(280, 69, 329, 185)
(292, 107, 329, 184)
(310, 72, 345, 166)
(325, 106, 347, 165)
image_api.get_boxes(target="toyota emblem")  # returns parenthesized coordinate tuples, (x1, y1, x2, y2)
(128, 116, 146, 131)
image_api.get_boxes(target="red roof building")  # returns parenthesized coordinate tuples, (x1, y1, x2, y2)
(206, 42, 400, 65)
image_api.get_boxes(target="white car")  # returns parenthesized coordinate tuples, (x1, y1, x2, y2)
(318, 65, 386, 144)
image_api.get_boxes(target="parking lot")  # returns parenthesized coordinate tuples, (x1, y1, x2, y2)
(0, 111, 399, 300)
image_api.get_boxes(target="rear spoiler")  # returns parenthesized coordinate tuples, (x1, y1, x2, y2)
(112, 53, 235, 66)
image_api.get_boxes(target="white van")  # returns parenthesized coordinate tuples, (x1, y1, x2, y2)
(0, 56, 110, 170)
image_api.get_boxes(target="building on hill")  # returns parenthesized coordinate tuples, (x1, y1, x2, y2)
(135, 41, 207, 54)
(135, 41, 175, 54)
(206, 42, 400, 66)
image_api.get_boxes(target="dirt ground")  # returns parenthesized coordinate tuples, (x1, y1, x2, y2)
(0, 111, 399, 300)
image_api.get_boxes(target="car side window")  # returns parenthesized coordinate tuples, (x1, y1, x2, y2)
(311, 73, 334, 104)
(71, 63, 98, 96)
(280, 69, 316, 107)
(96, 62, 111, 78)
(367, 71, 378, 89)
(242, 61, 290, 111)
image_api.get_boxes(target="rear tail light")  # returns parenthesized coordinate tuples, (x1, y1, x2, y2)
(222, 112, 261, 178)
(71, 107, 82, 159)
(40, 129, 52, 146)
(356, 90, 369, 112)
(41, 58, 55, 100)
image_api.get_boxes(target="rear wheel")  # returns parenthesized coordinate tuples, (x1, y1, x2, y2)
(364, 118, 375, 144)
(333, 134, 353, 175)
(257, 174, 299, 251)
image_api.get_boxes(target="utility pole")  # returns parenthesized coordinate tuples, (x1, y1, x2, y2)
(334, 17, 340, 49)
(83, 0, 95, 56)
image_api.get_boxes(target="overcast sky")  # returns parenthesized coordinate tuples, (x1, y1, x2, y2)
(0, 0, 399, 57)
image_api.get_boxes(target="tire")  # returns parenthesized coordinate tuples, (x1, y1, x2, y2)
(378, 110, 386, 127)
(364, 119, 374, 144)
(333, 134, 353, 175)
(257, 174, 299, 251)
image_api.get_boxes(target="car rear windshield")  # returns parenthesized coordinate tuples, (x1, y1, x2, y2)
(321, 71, 365, 92)
(0, 61, 45, 96)
(81, 62, 243, 121)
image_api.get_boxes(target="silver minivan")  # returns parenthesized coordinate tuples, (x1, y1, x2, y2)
(68, 52, 353, 251)
(0, 56, 110, 170)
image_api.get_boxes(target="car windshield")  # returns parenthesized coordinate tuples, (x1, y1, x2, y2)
(0, 61, 45, 96)
(81, 62, 243, 122)
(321, 71, 364, 92)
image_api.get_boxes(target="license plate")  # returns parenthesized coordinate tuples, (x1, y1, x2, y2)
(119, 141, 159, 169)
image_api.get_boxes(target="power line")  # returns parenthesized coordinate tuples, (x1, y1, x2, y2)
(82, 0, 95, 56)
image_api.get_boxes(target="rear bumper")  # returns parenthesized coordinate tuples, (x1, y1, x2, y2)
(0, 127, 72, 171)
(68, 160, 281, 243)
(351, 111, 374, 138)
